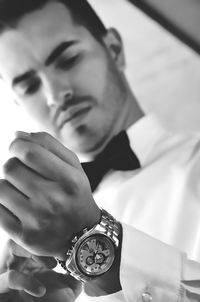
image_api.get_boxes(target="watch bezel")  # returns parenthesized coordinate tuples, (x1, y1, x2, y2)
(76, 233, 116, 277)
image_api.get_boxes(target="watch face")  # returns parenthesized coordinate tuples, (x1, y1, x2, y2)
(76, 234, 115, 277)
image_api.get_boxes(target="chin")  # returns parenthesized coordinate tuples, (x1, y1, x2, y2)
(59, 126, 88, 147)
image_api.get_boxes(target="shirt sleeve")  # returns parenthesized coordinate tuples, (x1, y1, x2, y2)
(84, 223, 200, 302)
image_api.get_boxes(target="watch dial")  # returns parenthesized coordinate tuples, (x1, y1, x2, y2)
(76, 234, 115, 276)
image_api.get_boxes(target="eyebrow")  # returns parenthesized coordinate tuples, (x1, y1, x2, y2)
(45, 40, 78, 66)
(12, 70, 36, 87)
(11, 41, 78, 87)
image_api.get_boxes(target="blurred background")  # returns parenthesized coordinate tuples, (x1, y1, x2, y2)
(0, 0, 200, 242)
(89, 0, 200, 132)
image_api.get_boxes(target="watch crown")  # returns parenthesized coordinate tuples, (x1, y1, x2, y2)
(67, 249, 73, 256)
(72, 236, 78, 243)
(83, 228, 88, 234)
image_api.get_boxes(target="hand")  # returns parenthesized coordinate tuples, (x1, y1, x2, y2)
(0, 239, 81, 302)
(0, 132, 101, 259)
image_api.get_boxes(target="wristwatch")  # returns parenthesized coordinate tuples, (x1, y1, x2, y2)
(57, 208, 121, 282)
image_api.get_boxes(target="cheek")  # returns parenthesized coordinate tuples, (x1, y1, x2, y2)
(71, 53, 108, 100)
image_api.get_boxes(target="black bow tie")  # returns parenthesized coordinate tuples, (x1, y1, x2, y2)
(81, 131, 140, 192)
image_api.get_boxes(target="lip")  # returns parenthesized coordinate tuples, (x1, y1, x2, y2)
(58, 105, 91, 129)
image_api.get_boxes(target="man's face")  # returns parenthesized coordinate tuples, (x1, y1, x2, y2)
(0, 2, 127, 155)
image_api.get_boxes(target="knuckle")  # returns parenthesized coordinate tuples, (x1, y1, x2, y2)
(68, 172, 81, 194)
(22, 146, 36, 163)
(32, 131, 51, 149)
(35, 131, 48, 138)
(6, 239, 14, 251)
(41, 131, 51, 140)
(3, 157, 19, 176)
(42, 133, 51, 148)
(34, 131, 50, 142)
(71, 151, 79, 163)
(67, 149, 81, 167)
(71, 172, 79, 185)
(36, 207, 56, 229)
(8, 269, 17, 287)
(48, 195, 63, 215)
(44, 185, 67, 213)
(7, 240, 20, 256)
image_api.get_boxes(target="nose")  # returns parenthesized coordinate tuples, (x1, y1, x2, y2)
(46, 87, 74, 109)
(44, 75, 74, 109)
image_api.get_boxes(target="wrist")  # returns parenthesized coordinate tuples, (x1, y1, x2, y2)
(84, 222, 122, 296)
(56, 205, 101, 261)
(57, 208, 122, 290)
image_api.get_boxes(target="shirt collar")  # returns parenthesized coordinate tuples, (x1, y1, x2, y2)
(127, 114, 168, 166)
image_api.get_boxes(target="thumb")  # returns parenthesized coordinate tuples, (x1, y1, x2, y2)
(8, 239, 31, 258)
(0, 270, 46, 297)
(9, 240, 57, 269)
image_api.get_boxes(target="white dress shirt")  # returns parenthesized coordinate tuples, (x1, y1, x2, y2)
(77, 115, 200, 301)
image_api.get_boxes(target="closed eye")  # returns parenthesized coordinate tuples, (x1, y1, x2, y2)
(16, 77, 42, 96)
(55, 55, 80, 71)
(24, 78, 41, 95)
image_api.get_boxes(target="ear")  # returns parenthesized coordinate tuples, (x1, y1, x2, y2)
(103, 28, 126, 71)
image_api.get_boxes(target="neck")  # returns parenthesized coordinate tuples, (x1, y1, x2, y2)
(120, 92, 144, 132)
(78, 91, 144, 162)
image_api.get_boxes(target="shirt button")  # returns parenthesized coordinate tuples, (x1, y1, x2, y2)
(142, 292, 153, 302)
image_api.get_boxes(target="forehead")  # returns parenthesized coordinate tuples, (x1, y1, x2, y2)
(0, 2, 91, 80)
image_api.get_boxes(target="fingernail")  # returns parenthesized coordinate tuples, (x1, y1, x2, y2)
(37, 286, 46, 297)
(15, 131, 31, 138)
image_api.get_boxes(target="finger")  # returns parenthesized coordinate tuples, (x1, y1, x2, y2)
(8, 241, 57, 269)
(34, 270, 80, 292)
(0, 270, 46, 297)
(3, 157, 48, 198)
(14, 131, 81, 168)
(32, 256, 57, 269)
(0, 179, 32, 221)
(8, 240, 31, 258)
(0, 204, 22, 241)
(9, 139, 79, 183)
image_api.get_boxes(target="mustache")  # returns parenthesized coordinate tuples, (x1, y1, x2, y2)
(51, 96, 93, 124)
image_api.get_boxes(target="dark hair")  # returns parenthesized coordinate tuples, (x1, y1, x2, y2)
(0, 0, 107, 41)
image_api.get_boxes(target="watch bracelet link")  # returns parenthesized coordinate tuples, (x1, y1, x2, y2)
(57, 208, 121, 282)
